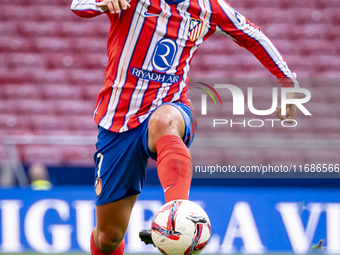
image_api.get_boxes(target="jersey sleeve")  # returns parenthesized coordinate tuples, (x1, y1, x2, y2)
(71, 0, 107, 18)
(212, 0, 299, 87)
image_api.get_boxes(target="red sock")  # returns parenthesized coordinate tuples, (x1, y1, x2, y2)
(90, 231, 125, 255)
(155, 135, 192, 203)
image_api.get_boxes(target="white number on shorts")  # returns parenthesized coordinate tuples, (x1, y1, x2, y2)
(96, 153, 104, 177)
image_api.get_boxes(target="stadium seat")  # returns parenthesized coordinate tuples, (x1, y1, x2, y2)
(197, 35, 235, 55)
(28, 129, 74, 136)
(271, 39, 300, 55)
(0, 21, 20, 36)
(261, 23, 293, 39)
(72, 37, 108, 53)
(229, 0, 280, 8)
(82, 54, 109, 69)
(293, 8, 330, 25)
(3, 84, 43, 100)
(0, 100, 19, 115)
(55, 100, 94, 115)
(315, 0, 340, 8)
(328, 26, 340, 40)
(30, 115, 68, 131)
(0, 5, 35, 21)
(0, 68, 30, 84)
(34, 37, 74, 53)
(317, 71, 340, 78)
(62, 145, 96, 166)
(47, 54, 84, 69)
(252, 7, 294, 24)
(67, 129, 98, 137)
(335, 38, 340, 52)
(0, 54, 6, 70)
(29, 68, 71, 84)
(69, 69, 105, 85)
(19, 21, 59, 37)
(232, 70, 272, 78)
(305, 149, 340, 165)
(7, 53, 47, 69)
(313, 118, 340, 133)
(0, 114, 33, 131)
(312, 55, 340, 73)
(306, 102, 339, 117)
(0, 36, 34, 52)
(5, 0, 65, 6)
(17, 100, 56, 115)
(333, 10, 340, 25)
(237, 54, 268, 71)
(30, 6, 76, 22)
(63, 115, 98, 131)
(43, 84, 84, 100)
(82, 85, 102, 101)
(263, 147, 306, 165)
(299, 39, 337, 56)
(282, 55, 314, 72)
(323, 85, 340, 103)
(292, 24, 329, 40)
(22, 145, 64, 165)
(198, 54, 237, 71)
(60, 22, 99, 37)
(226, 147, 265, 166)
(191, 146, 227, 165)
(60, 19, 110, 38)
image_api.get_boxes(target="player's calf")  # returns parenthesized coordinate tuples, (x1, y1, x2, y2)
(156, 135, 192, 202)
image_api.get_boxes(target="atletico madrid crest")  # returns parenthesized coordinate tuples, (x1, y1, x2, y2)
(188, 18, 204, 42)
(95, 177, 102, 196)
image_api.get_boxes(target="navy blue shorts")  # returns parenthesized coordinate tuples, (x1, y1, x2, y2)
(93, 102, 196, 206)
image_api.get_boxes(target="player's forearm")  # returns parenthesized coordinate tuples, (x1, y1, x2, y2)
(71, 0, 106, 18)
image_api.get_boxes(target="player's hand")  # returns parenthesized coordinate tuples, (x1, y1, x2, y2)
(95, 0, 131, 14)
(275, 92, 298, 124)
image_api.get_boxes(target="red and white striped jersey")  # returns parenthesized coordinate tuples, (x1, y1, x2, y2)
(71, 0, 298, 133)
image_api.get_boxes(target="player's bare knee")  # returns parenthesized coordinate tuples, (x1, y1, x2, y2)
(149, 113, 177, 137)
(97, 229, 124, 252)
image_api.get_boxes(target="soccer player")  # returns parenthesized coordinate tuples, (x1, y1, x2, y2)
(71, 0, 298, 254)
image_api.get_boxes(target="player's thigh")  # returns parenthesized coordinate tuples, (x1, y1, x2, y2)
(148, 104, 186, 152)
(94, 125, 148, 205)
(96, 194, 138, 242)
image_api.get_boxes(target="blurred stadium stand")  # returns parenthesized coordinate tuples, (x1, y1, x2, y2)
(0, 0, 339, 186)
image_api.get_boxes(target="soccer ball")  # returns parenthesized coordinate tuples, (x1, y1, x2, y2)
(151, 200, 211, 255)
